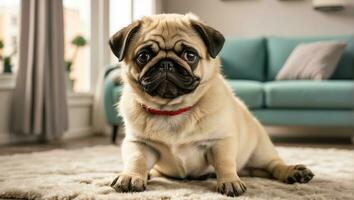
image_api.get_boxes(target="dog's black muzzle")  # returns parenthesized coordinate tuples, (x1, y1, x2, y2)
(138, 59, 200, 99)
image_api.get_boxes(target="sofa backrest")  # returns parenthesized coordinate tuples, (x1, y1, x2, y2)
(220, 37, 266, 81)
(266, 35, 354, 81)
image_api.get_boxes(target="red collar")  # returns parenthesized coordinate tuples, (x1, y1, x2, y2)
(142, 105, 191, 116)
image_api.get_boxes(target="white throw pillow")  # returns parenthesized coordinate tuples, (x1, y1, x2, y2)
(276, 41, 347, 80)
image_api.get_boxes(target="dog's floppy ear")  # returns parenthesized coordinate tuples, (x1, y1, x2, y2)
(191, 21, 225, 58)
(109, 21, 141, 61)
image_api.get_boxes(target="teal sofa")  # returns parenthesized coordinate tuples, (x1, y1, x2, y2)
(104, 35, 354, 142)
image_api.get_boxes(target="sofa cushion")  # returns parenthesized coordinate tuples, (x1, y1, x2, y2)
(267, 35, 354, 80)
(264, 80, 354, 109)
(220, 37, 266, 81)
(227, 80, 264, 109)
(275, 41, 347, 80)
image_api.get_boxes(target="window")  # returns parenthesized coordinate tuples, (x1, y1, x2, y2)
(109, 0, 156, 64)
(109, 0, 131, 37)
(133, 0, 155, 21)
(0, 0, 157, 92)
(63, 0, 91, 93)
(0, 0, 20, 74)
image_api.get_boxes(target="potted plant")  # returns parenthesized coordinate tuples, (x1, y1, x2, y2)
(0, 40, 16, 74)
(65, 35, 87, 91)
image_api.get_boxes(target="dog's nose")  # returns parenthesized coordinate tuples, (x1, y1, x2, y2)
(158, 60, 175, 72)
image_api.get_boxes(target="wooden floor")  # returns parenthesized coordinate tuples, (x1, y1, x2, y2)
(0, 134, 352, 156)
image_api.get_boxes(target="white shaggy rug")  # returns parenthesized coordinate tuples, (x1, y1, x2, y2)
(0, 145, 353, 200)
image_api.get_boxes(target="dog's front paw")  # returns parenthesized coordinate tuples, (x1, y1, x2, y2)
(284, 164, 314, 184)
(111, 173, 146, 192)
(217, 180, 247, 197)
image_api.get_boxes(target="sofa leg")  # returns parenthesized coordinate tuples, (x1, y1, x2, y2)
(112, 125, 118, 144)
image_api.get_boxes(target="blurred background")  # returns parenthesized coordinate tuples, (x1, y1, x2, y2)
(0, 0, 353, 153)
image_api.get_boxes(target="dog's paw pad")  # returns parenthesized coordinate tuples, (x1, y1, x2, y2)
(111, 174, 146, 192)
(285, 165, 314, 184)
(217, 180, 247, 197)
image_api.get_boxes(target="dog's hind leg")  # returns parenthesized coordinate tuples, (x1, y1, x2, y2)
(265, 160, 314, 184)
(246, 121, 314, 184)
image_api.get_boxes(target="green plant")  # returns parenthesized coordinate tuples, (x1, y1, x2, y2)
(0, 40, 4, 60)
(3, 57, 12, 73)
(65, 60, 73, 72)
(65, 35, 87, 73)
(71, 35, 87, 47)
(0, 39, 17, 73)
(64, 35, 88, 91)
(3, 57, 10, 65)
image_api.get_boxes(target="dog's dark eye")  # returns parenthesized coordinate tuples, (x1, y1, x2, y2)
(182, 51, 199, 64)
(136, 51, 152, 65)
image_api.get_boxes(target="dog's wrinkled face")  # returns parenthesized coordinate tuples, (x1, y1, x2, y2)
(109, 14, 224, 100)
(136, 42, 201, 99)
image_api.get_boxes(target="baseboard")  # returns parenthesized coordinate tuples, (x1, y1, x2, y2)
(0, 127, 94, 145)
(0, 132, 39, 145)
(63, 127, 94, 140)
(0, 134, 10, 145)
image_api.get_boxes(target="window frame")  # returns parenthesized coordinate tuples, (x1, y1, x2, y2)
(0, 0, 161, 93)
(0, 0, 20, 77)
(90, 0, 161, 93)
(90, 0, 110, 94)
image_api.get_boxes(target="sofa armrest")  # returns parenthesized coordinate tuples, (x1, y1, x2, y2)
(103, 64, 122, 126)
(105, 64, 120, 78)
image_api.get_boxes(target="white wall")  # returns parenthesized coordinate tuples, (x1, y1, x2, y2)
(0, 76, 94, 144)
(163, 0, 354, 37)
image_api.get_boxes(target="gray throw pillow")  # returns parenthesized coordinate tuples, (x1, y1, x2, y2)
(276, 41, 347, 80)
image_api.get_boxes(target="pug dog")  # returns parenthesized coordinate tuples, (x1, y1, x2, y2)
(109, 13, 314, 197)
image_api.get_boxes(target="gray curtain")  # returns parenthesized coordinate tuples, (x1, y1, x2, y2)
(11, 0, 68, 140)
